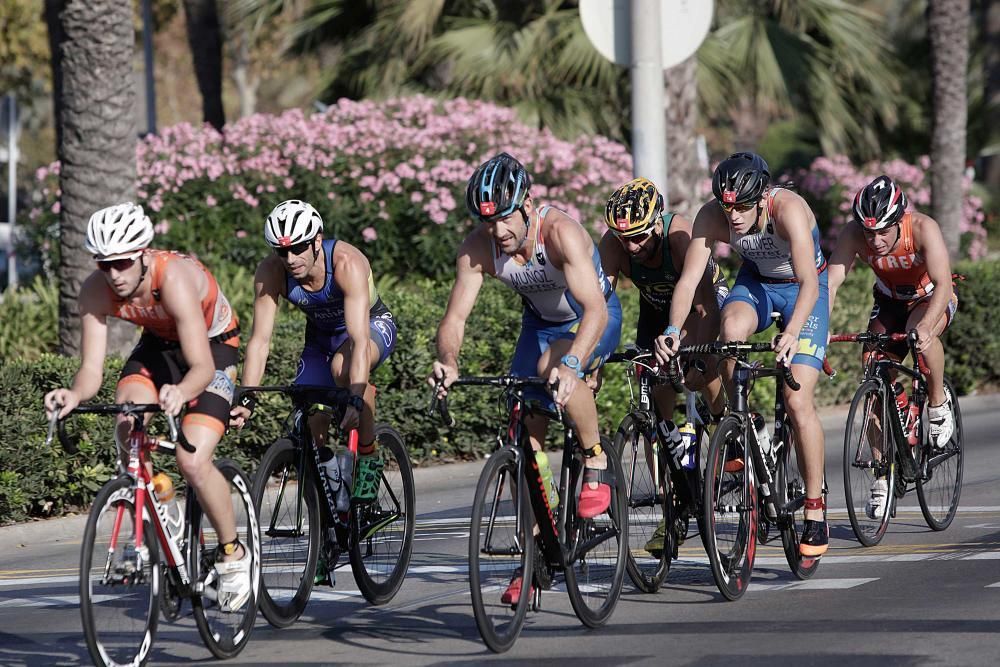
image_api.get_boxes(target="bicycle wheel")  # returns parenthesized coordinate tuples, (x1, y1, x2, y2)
(469, 447, 533, 653)
(80, 476, 160, 667)
(777, 424, 820, 579)
(191, 459, 260, 659)
(614, 413, 670, 593)
(702, 415, 757, 601)
(917, 380, 964, 530)
(252, 438, 320, 627)
(843, 379, 896, 547)
(564, 437, 629, 627)
(350, 423, 415, 604)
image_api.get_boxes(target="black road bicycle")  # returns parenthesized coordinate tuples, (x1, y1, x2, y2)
(242, 385, 414, 627)
(430, 376, 628, 653)
(831, 330, 964, 546)
(46, 403, 260, 666)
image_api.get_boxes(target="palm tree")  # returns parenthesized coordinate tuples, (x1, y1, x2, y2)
(927, 0, 969, 259)
(45, 0, 137, 355)
(182, 0, 226, 130)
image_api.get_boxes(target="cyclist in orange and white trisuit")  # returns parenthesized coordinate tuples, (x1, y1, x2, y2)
(828, 175, 958, 517)
(43, 203, 251, 612)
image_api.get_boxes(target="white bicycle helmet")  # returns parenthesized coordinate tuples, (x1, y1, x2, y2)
(85, 203, 154, 259)
(264, 200, 324, 247)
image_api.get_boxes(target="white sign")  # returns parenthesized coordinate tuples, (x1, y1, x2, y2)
(580, 0, 714, 69)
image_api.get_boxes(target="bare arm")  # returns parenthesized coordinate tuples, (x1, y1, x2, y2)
(668, 214, 719, 324)
(913, 214, 954, 349)
(597, 230, 626, 293)
(668, 204, 726, 334)
(827, 223, 862, 316)
(334, 247, 375, 398)
(431, 232, 487, 387)
(239, 258, 284, 388)
(773, 196, 820, 363)
(160, 261, 215, 414)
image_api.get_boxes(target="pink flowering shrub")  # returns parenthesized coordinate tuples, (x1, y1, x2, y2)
(26, 96, 632, 277)
(786, 155, 988, 259)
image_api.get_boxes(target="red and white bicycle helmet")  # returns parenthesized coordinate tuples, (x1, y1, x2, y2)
(853, 175, 908, 231)
(264, 200, 324, 247)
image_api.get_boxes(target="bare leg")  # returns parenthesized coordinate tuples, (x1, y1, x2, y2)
(784, 365, 826, 521)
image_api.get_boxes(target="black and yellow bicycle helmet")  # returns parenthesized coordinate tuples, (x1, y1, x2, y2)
(604, 177, 664, 238)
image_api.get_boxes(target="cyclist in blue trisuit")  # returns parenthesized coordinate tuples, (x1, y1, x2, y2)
(429, 152, 622, 604)
(658, 152, 831, 558)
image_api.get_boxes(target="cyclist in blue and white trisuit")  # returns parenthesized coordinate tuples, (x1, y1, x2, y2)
(231, 200, 398, 519)
(429, 152, 622, 605)
(657, 152, 831, 558)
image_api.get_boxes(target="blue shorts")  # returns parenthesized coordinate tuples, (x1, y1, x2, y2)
(510, 294, 623, 405)
(723, 267, 829, 371)
(294, 311, 398, 387)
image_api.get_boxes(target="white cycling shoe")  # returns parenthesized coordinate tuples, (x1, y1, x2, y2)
(865, 479, 889, 520)
(928, 400, 954, 450)
(214, 548, 252, 613)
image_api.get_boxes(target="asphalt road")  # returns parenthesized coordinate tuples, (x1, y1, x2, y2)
(2, 394, 999, 666)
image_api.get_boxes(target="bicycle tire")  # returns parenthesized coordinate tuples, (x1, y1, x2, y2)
(917, 380, 964, 530)
(777, 424, 820, 579)
(252, 437, 321, 628)
(80, 476, 160, 667)
(703, 415, 756, 601)
(614, 413, 671, 593)
(843, 379, 896, 547)
(468, 448, 533, 653)
(564, 437, 629, 627)
(350, 423, 415, 605)
(191, 459, 260, 659)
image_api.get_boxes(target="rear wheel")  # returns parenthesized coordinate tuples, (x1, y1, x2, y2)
(80, 476, 159, 667)
(614, 413, 670, 593)
(564, 437, 629, 627)
(468, 448, 533, 653)
(917, 380, 963, 530)
(191, 459, 260, 659)
(778, 424, 821, 579)
(843, 380, 895, 547)
(702, 415, 756, 601)
(252, 438, 320, 628)
(350, 423, 415, 604)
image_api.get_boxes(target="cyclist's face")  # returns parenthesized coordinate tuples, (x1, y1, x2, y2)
(96, 255, 142, 297)
(722, 200, 760, 232)
(275, 236, 319, 277)
(862, 226, 899, 256)
(485, 200, 531, 255)
(615, 223, 660, 261)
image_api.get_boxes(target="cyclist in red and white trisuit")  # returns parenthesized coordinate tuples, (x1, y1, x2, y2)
(44, 203, 251, 612)
(828, 175, 958, 516)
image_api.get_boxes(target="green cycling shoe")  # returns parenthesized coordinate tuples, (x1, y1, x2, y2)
(352, 454, 384, 503)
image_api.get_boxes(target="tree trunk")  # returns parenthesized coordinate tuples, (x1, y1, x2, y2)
(982, 0, 1000, 191)
(50, 0, 137, 356)
(231, 29, 258, 118)
(663, 56, 701, 218)
(927, 0, 970, 260)
(182, 0, 226, 131)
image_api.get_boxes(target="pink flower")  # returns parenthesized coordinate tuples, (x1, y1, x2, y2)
(362, 227, 378, 242)
(205, 195, 217, 207)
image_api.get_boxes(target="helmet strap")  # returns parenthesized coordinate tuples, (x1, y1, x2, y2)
(121, 254, 148, 301)
(748, 201, 764, 235)
(886, 224, 902, 254)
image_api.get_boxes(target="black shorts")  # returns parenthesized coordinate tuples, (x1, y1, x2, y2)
(867, 289, 958, 359)
(119, 334, 239, 435)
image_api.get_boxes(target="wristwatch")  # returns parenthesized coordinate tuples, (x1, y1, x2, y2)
(560, 354, 585, 378)
(347, 394, 365, 412)
(663, 325, 681, 338)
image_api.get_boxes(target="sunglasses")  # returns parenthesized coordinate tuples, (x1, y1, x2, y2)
(96, 257, 137, 272)
(614, 226, 655, 243)
(273, 240, 313, 258)
(720, 201, 757, 213)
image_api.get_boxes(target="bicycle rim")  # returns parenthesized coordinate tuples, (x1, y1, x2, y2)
(80, 476, 159, 667)
(703, 415, 756, 601)
(778, 427, 820, 579)
(468, 448, 533, 653)
(252, 438, 320, 627)
(565, 438, 629, 627)
(843, 379, 895, 546)
(350, 424, 415, 604)
(192, 459, 260, 659)
(917, 381, 964, 530)
(615, 413, 670, 593)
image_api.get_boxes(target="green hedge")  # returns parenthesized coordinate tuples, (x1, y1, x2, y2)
(1, 260, 996, 523)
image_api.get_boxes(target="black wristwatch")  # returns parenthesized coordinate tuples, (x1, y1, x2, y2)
(347, 394, 365, 412)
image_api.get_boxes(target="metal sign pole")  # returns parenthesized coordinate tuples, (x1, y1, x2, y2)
(5, 94, 16, 290)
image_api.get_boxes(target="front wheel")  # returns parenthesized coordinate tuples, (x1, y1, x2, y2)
(80, 476, 160, 667)
(469, 447, 533, 653)
(190, 459, 260, 659)
(614, 413, 670, 593)
(702, 415, 757, 601)
(564, 437, 629, 627)
(350, 423, 416, 604)
(843, 379, 896, 547)
(252, 438, 320, 628)
(917, 380, 964, 530)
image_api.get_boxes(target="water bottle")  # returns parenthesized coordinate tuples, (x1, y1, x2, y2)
(535, 451, 559, 510)
(318, 447, 343, 503)
(751, 413, 772, 458)
(679, 421, 697, 470)
(658, 419, 685, 469)
(335, 450, 354, 513)
(894, 382, 919, 447)
(152, 472, 183, 535)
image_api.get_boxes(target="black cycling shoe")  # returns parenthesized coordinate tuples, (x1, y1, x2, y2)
(799, 519, 828, 557)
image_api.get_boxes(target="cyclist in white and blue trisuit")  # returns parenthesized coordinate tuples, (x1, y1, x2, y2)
(658, 152, 831, 558)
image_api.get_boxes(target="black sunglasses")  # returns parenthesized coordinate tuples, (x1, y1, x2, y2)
(96, 257, 136, 272)
(273, 240, 313, 258)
